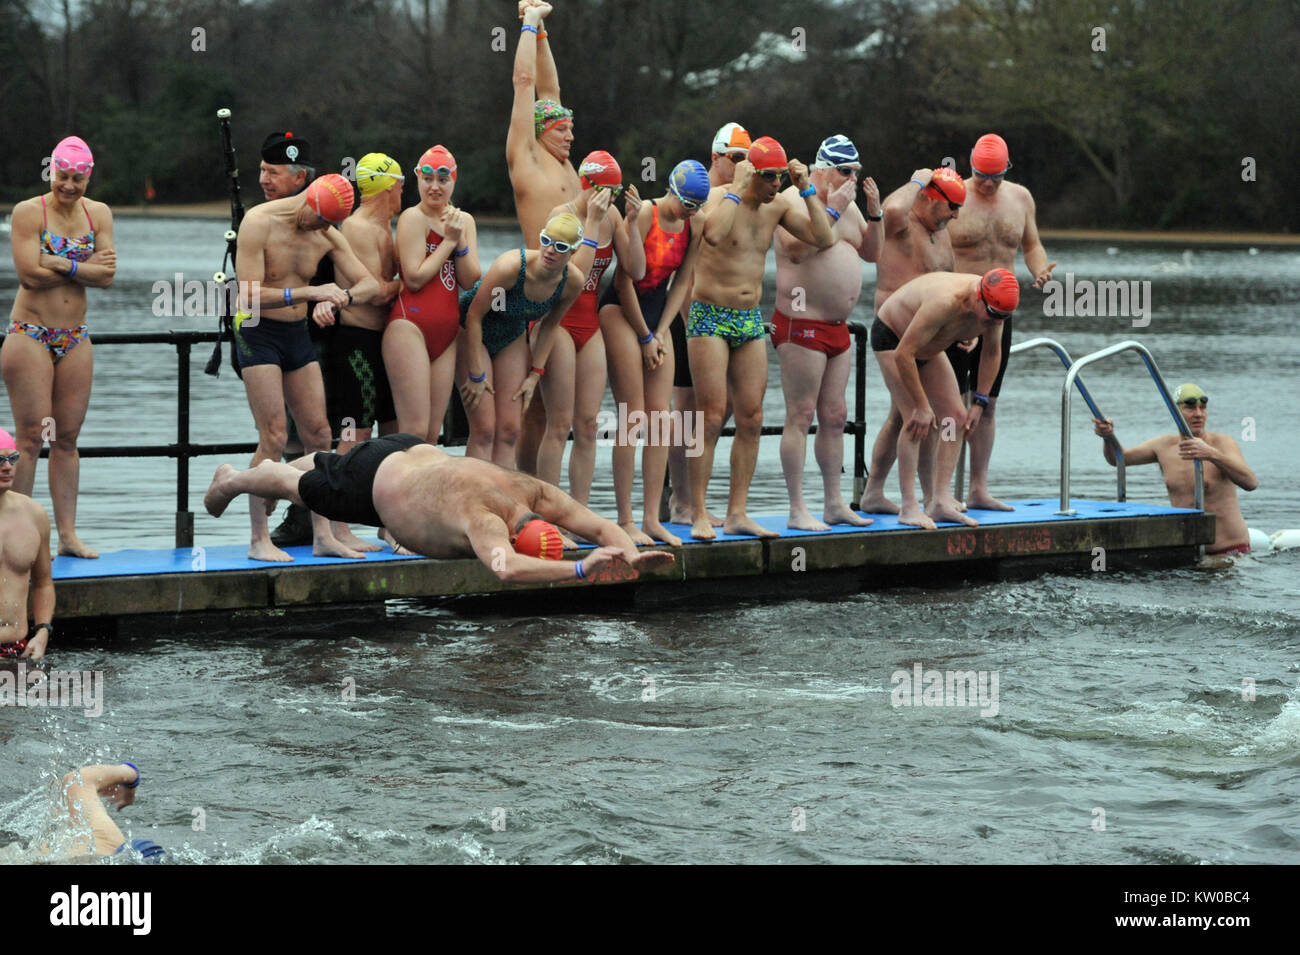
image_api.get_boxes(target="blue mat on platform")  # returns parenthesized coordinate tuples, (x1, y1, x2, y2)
(50, 499, 1196, 580)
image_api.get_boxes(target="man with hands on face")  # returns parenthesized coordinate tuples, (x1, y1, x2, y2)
(687, 136, 835, 541)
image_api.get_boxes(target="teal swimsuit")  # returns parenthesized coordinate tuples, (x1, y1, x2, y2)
(459, 249, 567, 357)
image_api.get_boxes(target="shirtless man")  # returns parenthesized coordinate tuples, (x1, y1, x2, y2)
(687, 136, 835, 540)
(233, 173, 383, 561)
(204, 435, 675, 584)
(947, 133, 1056, 510)
(330, 153, 405, 551)
(1093, 383, 1257, 554)
(858, 166, 965, 514)
(506, 1, 579, 249)
(870, 269, 1019, 529)
(0, 428, 54, 661)
(772, 134, 882, 530)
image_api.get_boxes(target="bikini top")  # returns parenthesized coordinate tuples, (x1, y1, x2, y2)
(40, 195, 96, 263)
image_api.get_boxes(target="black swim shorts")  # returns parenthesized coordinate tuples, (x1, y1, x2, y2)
(870, 316, 927, 367)
(326, 325, 396, 436)
(945, 315, 1012, 398)
(297, 433, 425, 527)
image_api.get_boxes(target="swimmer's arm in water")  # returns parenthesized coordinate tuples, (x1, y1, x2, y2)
(1184, 434, 1258, 491)
(62, 764, 136, 856)
(1091, 418, 1160, 467)
(22, 500, 54, 661)
(779, 160, 835, 249)
(506, 3, 550, 174)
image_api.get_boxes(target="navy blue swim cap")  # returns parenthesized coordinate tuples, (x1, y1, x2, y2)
(669, 160, 710, 204)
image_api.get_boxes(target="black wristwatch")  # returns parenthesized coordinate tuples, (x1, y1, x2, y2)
(971, 394, 990, 409)
(344, 289, 354, 306)
(867, 211, 883, 221)
(32, 622, 53, 638)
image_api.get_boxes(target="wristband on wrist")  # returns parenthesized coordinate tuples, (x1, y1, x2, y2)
(724, 192, 741, 204)
(799, 185, 817, 198)
(911, 179, 925, 188)
(531, 366, 545, 378)
(521, 24, 538, 34)
(580, 237, 599, 249)
(539, 28, 547, 39)
(826, 207, 841, 221)
(867, 211, 883, 221)
(122, 762, 140, 788)
(345, 289, 353, 306)
(972, 393, 990, 408)
(68, 259, 79, 277)
(283, 287, 293, 306)
(454, 245, 469, 257)
(575, 559, 585, 579)
(468, 370, 486, 383)
(638, 331, 654, 345)
(32, 622, 53, 637)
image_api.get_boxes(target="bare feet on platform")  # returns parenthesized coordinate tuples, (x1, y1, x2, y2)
(249, 538, 293, 562)
(725, 514, 779, 538)
(640, 519, 682, 547)
(929, 497, 978, 527)
(823, 503, 872, 527)
(379, 528, 412, 555)
(898, 503, 937, 530)
(966, 492, 1014, 512)
(858, 490, 901, 515)
(620, 520, 656, 547)
(313, 536, 366, 560)
(204, 464, 236, 517)
(332, 525, 381, 553)
(57, 535, 99, 559)
(690, 516, 716, 541)
(788, 506, 831, 532)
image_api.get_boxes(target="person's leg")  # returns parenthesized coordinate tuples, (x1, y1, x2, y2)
(601, 303, 648, 537)
(873, 352, 934, 529)
(489, 335, 529, 469)
(425, 338, 458, 446)
(325, 335, 382, 551)
(0, 334, 53, 498)
(776, 341, 830, 530)
(568, 331, 606, 505)
(686, 333, 730, 540)
(382, 319, 433, 439)
(723, 337, 778, 538)
(922, 355, 978, 527)
(639, 335, 680, 546)
(456, 334, 496, 461)
(536, 327, 576, 486)
(47, 340, 96, 557)
(282, 362, 366, 558)
(205, 457, 312, 517)
(816, 348, 870, 526)
(667, 386, 692, 523)
(240, 364, 295, 561)
(964, 320, 1014, 511)
(516, 379, 547, 475)
(860, 402, 902, 514)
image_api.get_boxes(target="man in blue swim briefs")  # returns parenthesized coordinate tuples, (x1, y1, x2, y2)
(686, 135, 835, 541)
(234, 173, 387, 562)
(205, 436, 675, 584)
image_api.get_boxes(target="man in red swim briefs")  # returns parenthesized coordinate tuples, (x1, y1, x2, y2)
(772, 134, 883, 531)
(1093, 383, 1258, 555)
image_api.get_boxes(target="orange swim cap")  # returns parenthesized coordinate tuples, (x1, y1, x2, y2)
(305, 174, 356, 225)
(970, 134, 1010, 175)
(416, 145, 457, 180)
(925, 167, 966, 205)
(979, 268, 1020, 315)
(747, 136, 788, 171)
(514, 519, 565, 560)
(579, 150, 621, 189)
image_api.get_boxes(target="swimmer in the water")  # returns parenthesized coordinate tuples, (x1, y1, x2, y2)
(59, 763, 165, 862)
(1093, 383, 1258, 555)
(204, 435, 676, 583)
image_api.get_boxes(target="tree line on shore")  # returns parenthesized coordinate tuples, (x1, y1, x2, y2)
(1, 0, 1295, 233)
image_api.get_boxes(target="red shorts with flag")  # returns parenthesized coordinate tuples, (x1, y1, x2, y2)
(770, 309, 851, 357)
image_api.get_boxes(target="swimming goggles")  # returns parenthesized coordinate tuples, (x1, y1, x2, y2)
(539, 233, 576, 253)
(52, 156, 94, 175)
(1178, 396, 1209, 408)
(928, 179, 962, 211)
(0, 452, 20, 466)
(417, 165, 454, 178)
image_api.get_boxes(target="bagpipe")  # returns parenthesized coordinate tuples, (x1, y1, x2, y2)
(205, 107, 245, 378)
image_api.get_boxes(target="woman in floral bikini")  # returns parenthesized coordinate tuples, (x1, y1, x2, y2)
(2, 136, 116, 558)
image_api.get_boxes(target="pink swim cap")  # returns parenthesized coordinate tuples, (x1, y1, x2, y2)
(0, 428, 16, 451)
(51, 136, 95, 174)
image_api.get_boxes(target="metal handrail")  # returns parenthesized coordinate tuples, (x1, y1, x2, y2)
(1010, 337, 1126, 503)
(1059, 340, 1202, 515)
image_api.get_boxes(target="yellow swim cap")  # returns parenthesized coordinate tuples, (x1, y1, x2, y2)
(540, 212, 582, 247)
(356, 153, 404, 198)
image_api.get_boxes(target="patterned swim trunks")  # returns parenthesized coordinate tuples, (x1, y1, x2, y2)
(687, 301, 766, 349)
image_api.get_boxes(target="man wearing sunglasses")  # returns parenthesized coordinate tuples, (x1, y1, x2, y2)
(946, 133, 1058, 513)
(870, 269, 1019, 530)
(0, 428, 55, 661)
(687, 136, 835, 541)
(772, 134, 882, 531)
(1092, 384, 1258, 555)
(858, 166, 965, 516)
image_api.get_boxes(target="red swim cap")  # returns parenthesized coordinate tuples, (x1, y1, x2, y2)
(416, 145, 457, 180)
(578, 150, 621, 189)
(925, 167, 966, 205)
(748, 136, 788, 171)
(970, 134, 1010, 175)
(305, 174, 356, 224)
(979, 268, 1020, 314)
(514, 519, 565, 560)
